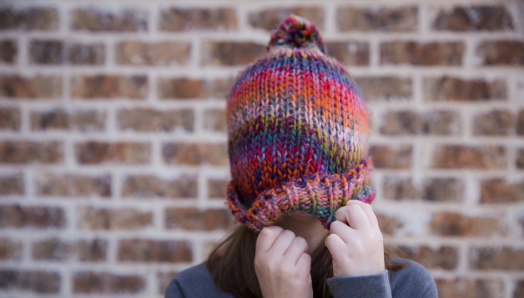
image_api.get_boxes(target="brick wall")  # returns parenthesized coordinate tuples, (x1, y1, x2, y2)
(0, 0, 523, 297)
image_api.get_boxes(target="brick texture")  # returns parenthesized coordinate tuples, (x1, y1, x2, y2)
(71, 8, 148, 32)
(0, 75, 62, 99)
(159, 8, 237, 32)
(432, 6, 514, 31)
(73, 271, 146, 294)
(117, 239, 192, 263)
(75, 141, 150, 164)
(0, 7, 59, 31)
(116, 41, 191, 66)
(0, 40, 17, 63)
(380, 41, 464, 66)
(0, 1, 522, 297)
(0, 270, 60, 293)
(337, 6, 418, 32)
(29, 40, 105, 65)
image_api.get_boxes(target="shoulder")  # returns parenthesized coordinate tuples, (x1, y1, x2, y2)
(389, 257, 438, 298)
(165, 262, 235, 298)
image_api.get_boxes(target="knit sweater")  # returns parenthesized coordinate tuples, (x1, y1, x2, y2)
(164, 257, 438, 298)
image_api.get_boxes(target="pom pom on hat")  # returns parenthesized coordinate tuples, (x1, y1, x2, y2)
(266, 14, 327, 54)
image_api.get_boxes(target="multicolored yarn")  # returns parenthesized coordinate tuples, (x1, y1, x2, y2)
(225, 14, 376, 233)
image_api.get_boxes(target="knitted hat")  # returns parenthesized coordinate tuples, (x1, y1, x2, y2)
(225, 14, 375, 233)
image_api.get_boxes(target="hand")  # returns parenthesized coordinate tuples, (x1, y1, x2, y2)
(254, 226, 314, 298)
(325, 200, 385, 277)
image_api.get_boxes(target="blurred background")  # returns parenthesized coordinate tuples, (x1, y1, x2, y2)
(0, 0, 523, 297)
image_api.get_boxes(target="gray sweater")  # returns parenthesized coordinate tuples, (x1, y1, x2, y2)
(165, 257, 438, 298)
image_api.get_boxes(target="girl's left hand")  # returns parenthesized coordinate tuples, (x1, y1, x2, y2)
(324, 199, 385, 277)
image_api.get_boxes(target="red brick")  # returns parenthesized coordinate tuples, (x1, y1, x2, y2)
(0, 270, 60, 293)
(0, 205, 65, 229)
(75, 141, 151, 165)
(369, 144, 412, 169)
(77, 239, 107, 262)
(29, 40, 105, 65)
(208, 178, 228, 199)
(354, 77, 412, 102)
(0, 174, 24, 195)
(473, 110, 516, 135)
(32, 238, 71, 260)
(201, 42, 266, 66)
(78, 207, 153, 230)
(375, 212, 404, 236)
(436, 279, 504, 298)
(71, 7, 148, 32)
(248, 7, 324, 31)
(165, 207, 234, 230)
(31, 109, 106, 131)
(159, 7, 237, 31)
(0, 40, 17, 63)
(122, 175, 197, 199)
(32, 238, 107, 261)
(73, 271, 145, 294)
(337, 6, 417, 32)
(0, 107, 20, 130)
(515, 280, 524, 298)
(432, 6, 514, 31)
(71, 75, 147, 99)
(0, 75, 62, 99)
(118, 108, 194, 132)
(36, 173, 111, 197)
(203, 108, 227, 132)
(162, 142, 228, 166)
(117, 239, 192, 263)
(430, 212, 505, 237)
(382, 176, 420, 200)
(0, 7, 59, 31)
(0, 141, 63, 164)
(68, 43, 105, 65)
(158, 271, 179, 294)
(480, 179, 524, 203)
(0, 238, 22, 260)
(158, 77, 234, 99)
(517, 148, 524, 169)
(380, 110, 461, 135)
(29, 40, 62, 64)
(518, 110, 524, 136)
(469, 246, 524, 270)
(326, 41, 369, 66)
(423, 178, 464, 202)
(424, 76, 507, 101)
(116, 41, 191, 66)
(431, 145, 507, 169)
(477, 41, 524, 66)
(398, 245, 459, 269)
(380, 41, 464, 66)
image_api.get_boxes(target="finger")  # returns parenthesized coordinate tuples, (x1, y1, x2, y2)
(324, 233, 347, 263)
(267, 229, 296, 255)
(295, 252, 311, 277)
(256, 226, 284, 254)
(346, 200, 380, 230)
(335, 204, 371, 231)
(283, 236, 309, 265)
(329, 220, 357, 244)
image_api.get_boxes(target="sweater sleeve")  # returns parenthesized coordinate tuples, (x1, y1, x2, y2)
(326, 270, 392, 298)
(164, 278, 185, 298)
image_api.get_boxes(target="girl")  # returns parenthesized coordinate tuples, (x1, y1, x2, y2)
(165, 14, 438, 298)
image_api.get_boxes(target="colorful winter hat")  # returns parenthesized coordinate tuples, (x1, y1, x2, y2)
(225, 14, 375, 233)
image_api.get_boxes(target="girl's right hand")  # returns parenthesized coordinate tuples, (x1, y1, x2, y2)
(254, 226, 313, 298)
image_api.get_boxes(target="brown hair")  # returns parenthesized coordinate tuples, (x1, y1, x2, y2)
(206, 224, 407, 298)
